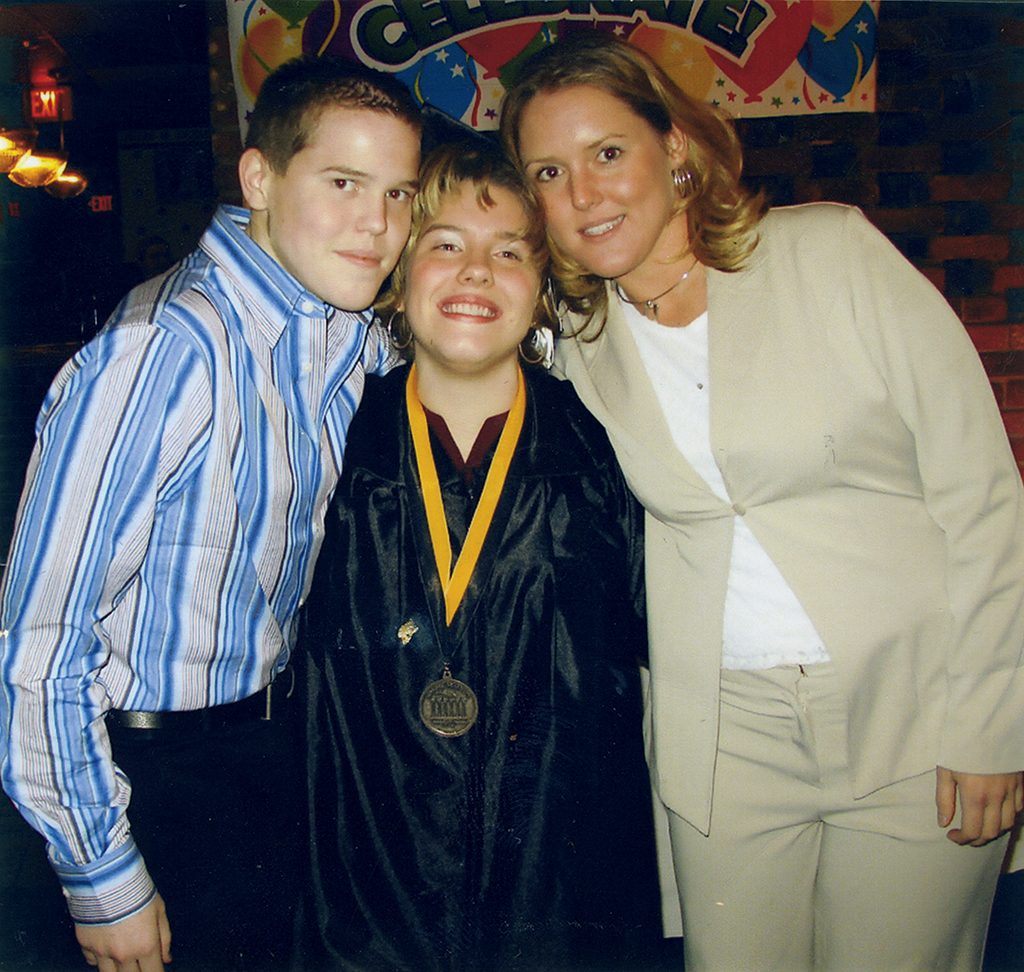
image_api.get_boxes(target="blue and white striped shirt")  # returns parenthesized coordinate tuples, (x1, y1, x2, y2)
(0, 205, 392, 924)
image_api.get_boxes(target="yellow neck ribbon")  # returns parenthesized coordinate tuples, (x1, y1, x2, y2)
(406, 363, 526, 626)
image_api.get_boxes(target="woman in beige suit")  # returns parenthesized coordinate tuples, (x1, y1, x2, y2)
(501, 31, 1024, 972)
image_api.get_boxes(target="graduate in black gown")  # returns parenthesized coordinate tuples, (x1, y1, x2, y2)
(298, 141, 662, 972)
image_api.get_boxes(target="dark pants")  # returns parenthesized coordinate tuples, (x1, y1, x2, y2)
(108, 697, 304, 972)
(985, 870, 1024, 971)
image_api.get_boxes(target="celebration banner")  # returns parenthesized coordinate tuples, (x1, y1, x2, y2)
(227, 1, 879, 137)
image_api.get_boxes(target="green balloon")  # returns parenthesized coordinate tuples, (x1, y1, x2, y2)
(263, 0, 319, 30)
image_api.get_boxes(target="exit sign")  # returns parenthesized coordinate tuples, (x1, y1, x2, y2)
(28, 87, 73, 122)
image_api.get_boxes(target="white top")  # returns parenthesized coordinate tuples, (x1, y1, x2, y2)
(624, 304, 830, 670)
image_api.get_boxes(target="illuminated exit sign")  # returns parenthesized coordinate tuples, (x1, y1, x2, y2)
(28, 87, 73, 122)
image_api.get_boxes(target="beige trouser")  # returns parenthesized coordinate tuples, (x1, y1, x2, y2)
(667, 662, 1006, 972)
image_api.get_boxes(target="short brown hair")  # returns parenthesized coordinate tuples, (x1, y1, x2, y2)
(245, 55, 421, 173)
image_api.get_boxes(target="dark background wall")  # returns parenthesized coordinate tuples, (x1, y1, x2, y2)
(734, 1, 1024, 470)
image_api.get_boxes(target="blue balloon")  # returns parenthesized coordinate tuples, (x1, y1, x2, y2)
(797, 2, 877, 103)
(395, 42, 477, 123)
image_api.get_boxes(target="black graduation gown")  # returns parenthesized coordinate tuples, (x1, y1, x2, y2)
(298, 366, 661, 972)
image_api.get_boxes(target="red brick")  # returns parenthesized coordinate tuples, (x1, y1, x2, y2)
(929, 174, 1013, 203)
(933, 235, 1011, 262)
(865, 206, 945, 234)
(980, 351, 1024, 377)
(967, 324, 1010, 352)
(995, 266, 1024, 293)
(1006, 380, 1024, 408)
(920, 266, 945, 292)
(929, 235, 1010, 262)
(1002, 411, 1024, 438)
(1010, 325, 1024, 350)
(794, 177, 879, 207)
(991, 379, 1007, 408)
(961, 296, 1007, 324)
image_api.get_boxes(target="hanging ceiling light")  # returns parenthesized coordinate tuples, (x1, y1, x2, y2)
(44, 167, 87, 198)
(9, 147, 67, 187)
(0, 128, 36, 173)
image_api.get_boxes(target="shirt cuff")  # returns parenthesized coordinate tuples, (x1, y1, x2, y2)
(50, 833, 156, 925)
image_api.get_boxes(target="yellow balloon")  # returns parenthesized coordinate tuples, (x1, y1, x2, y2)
(629, 24, 717, 102)
(811, 1, 860, 38)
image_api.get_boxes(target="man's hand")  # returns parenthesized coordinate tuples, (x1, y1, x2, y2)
(75, 894, 172, 971)
(936, 767, 1023, 846)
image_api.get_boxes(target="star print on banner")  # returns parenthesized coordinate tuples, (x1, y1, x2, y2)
(395, 43, 480, 128)
(225, 0, 881, 131)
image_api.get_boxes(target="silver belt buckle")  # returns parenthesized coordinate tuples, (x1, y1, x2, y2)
(114, 710, 164, 730)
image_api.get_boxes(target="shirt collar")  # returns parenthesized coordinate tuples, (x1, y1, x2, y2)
(200, 204, 374, 346)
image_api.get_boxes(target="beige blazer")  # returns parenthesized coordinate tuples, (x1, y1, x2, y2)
(556, 203, 1024, 833)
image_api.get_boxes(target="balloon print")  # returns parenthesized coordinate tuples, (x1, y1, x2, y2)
(226, 0, 879, 136)
(798, 2, 877, 102)
(398, 43, 477, 126)
(707, 0, 814, 103)
(629, 23, 718, 103)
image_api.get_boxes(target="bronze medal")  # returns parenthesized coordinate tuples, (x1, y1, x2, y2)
(419, 667, 478, 737)
(406, 365, 525, 740)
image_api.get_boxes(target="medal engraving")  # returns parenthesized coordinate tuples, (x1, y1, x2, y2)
(420, 670, 478, 737)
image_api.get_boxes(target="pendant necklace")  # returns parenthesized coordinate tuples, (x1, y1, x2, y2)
(406, 363, 526, 737)
(614, 254, 699, 320)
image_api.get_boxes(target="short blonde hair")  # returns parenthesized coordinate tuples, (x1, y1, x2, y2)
(500, 31, 766, 329)
(376, 140, 558, 357)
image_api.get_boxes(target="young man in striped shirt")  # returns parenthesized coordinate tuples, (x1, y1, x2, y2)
(0, 55, 420, 971)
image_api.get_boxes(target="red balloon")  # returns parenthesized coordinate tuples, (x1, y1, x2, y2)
(707, 0, 814, 103)
(459, 23, 541, 78)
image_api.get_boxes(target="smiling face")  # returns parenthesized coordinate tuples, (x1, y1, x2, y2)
(516, 83, 689, 291)
(241, 105, 420, 311)
(402, 181, 541, 383)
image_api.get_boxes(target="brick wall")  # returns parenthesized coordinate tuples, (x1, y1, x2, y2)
(736, 0, 1024, 472)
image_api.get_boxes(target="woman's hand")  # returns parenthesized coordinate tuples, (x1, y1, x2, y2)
(936, 767, 1023, 846)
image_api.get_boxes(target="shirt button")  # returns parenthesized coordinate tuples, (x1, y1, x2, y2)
(732, 502, 746, 516)
(301, 363, 312, 374)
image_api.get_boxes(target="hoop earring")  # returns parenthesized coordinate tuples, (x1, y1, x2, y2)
(386, 310, 413, 352)
(672, 166, 695, 200)
(519, 325, 555, 370)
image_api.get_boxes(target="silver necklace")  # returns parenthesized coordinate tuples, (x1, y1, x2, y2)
(614, 255, 699, 319)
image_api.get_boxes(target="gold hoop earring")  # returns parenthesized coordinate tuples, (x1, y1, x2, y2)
(672, 166, 695, 199)
(387, 310, 413, 352)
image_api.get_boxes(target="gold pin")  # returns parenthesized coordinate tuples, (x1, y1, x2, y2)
(397, 620, 419, 645)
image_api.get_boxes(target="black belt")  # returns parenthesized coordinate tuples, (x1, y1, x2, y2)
(107, 667, 296, 731)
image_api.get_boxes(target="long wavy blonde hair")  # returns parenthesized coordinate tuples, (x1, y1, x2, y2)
(500, 31, 766, 333)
